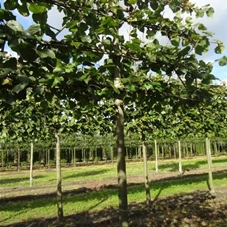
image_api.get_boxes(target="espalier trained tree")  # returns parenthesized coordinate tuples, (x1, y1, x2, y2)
(1, 0, 227, 226)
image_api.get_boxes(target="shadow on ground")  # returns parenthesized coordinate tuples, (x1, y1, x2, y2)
(3, 190, 227, 227)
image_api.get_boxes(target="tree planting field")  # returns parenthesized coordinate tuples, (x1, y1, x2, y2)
(1, 156, 227, 226)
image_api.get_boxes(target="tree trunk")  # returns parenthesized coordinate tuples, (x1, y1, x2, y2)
(48, 149, 50, 171)
(114, 55, 128, 226)
(17, 148, 20, 173)
(161, 145, 164, 160)
(56, 132, 63, 220)
(174, 144, 177, 159)
(205, 137, 215, 194)
(1, 149, 4, 169)
(111, 146, 114, 164)
(115, 98, 128, 226)
(30, 141, 34, 187)
(73, 148, 76, 168)
(190, 143, 193, 157)
(126, 147, 128, 160)
(214, 141, 218, 157)
(178, 140, 182, 174)
(142, 139, 151, 208)
(154, 140, 158, 173)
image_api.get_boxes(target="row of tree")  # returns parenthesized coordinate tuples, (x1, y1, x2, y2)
(1, 0, 227, 226)
(1, 136, 227, 169)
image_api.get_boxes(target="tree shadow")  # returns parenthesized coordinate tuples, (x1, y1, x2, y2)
(1, 169, 227, 226)
(155, 157, 227, 172)
(3, 190, 227, 227)
(156, 162, 200, 172)
(63, 169, 109, 180)
(0, 175, 45, 185)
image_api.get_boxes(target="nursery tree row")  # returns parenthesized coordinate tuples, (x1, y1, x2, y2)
(1, 0, 227, 226)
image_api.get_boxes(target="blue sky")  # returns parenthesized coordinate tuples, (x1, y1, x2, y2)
(2, 0, 226, 81)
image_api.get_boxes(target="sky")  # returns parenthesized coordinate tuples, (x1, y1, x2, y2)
(2, 0, 227, 82)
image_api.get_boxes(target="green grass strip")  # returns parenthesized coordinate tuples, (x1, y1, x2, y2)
(1, 171, 227, 226)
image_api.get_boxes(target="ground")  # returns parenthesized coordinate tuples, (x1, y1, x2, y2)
(1, 167, 227, 226)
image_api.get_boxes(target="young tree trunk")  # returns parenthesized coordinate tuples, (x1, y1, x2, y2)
(214, 141, 218, 157)
(73, 148, 76, 168)
(48, 149, 50, 171)
(115, 98, 128, 226)
(114, 55, 128, 226)
(154, 140, 158, 173)
(174, 144, 177, 159)
(142, 138, 151, 209)
(126, 147, 128, 160)
(1, 149, 4, 169)
(161, 145, 164, 160)
(111, 146, 114, 164)
(30, 141, 34, 187)
(56, 132, 63, 221)
(190, 143, 193, 157)
(178, 140, 182, 174)
(17, 148, 20, 173)
(205, 137, 215, 194)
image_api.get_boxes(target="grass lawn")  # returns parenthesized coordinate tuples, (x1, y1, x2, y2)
(0, 155, 226, 188)
(0, 155, 227, 226)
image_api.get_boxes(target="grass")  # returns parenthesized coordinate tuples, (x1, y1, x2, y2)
(1, 170, 227, 226)
(1, 155, 227, 225)
(0, 155, 227, 188)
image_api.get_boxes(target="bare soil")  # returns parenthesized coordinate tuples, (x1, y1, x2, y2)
(1, 166, 227, 226)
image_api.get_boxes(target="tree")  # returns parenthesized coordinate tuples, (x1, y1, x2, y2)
(1, 1, 227, 226)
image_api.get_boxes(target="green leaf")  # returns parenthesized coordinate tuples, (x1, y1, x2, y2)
(171, 37, 180, 47)
(4, 0, 18, 10)
(26, 24, 41, 35)
(29, 4, 47, 14)
(197, 23, 207, 31)
(0, 68, 12, 79)
(6, 20, 23, 32)
(17, 2, 29, 17)
(81, 35, 92, 43)
(3, 58, 17, 70)
(178, 46, 190, 57)
(37, 49, 56, 59)
(128, 0, 137, 4)
(66, 20, 78, 29)
(218, 56, 227, 66)
(12, 83, 27, 93)
(52, 76, 64, 87)
(150, 1, 158, 10)
(0, 9, 16, 21)
(215, 45, 225, 54)
(19, 48, 38, 61)
(195, 38, 209, 55)
(206, 7, 214, 17)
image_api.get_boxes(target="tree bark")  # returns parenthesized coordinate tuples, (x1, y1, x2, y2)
(154, 140, 158, 173)
(73, 148, 76, 168)
(111, 146, 114, 164)
(48, 149, 50, 171)
(178, 140, 182, 174)
(205, 137, 215, 194)
(142, 139, 151, 208)
(56, 132, 63, 221)
(1, 149, 4, 169)
(30, 141, 34, 187)
(17, 148, 20, 173)
(214, 141, 218, 157)
(115, 98, 128, 226)
(114, 56, 128, 226)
